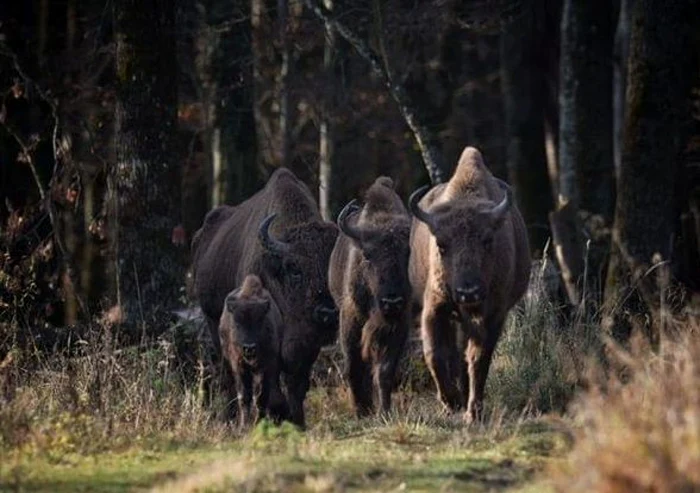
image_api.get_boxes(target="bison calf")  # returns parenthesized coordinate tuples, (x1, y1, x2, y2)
(219, 275, 289, 428)
(408, 147, 531, 423)
(329, 177, 412, 417)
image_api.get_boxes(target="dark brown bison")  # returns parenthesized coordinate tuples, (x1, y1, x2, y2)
(408, 147, 530, 423)
(191, 167, 339, 428)
(328, 177, 412, 417)
(219, 275, 289, 428)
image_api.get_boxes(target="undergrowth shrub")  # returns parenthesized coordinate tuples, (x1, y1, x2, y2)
(487, 256, 601, 416)
(553, 322, 700, 493)
(0, 325, 228, 460)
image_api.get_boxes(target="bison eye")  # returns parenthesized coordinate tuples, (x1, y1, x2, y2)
(287, 265, 303, 284)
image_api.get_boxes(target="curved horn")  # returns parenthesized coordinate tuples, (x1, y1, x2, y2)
(408, 185, 436, 230)
(337, 199, 363, 241)
(495, 177, 512, 191)
(258, 214, 291, 254)
(490, 183, 513, 219)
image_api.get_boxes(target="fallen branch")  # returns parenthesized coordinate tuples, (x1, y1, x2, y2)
(303, 0, 446, 184)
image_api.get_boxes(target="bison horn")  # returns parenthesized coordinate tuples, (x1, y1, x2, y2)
(337, 199, 363, 242)
(491, 180, 513, 219)
(258, 214, 291, 254)
(408, 185, 436, 230)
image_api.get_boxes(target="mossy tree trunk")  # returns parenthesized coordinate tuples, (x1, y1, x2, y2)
(111, 0, 183, 335)
(556, 0, 617, 306)
(500, 2, 555, 255)
(604, 0, 698, 344)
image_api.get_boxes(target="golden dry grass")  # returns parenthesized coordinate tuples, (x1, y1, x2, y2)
(551, 320, 700, 493)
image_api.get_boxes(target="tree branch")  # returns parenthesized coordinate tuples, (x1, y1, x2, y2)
(0, 43, 89, 319)
(303, 0, 446, 184)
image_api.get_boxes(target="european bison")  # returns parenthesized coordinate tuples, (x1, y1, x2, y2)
(328, 177, 412, 417)
(191, 167, 339, 428)
(219, 275, 289, 428)
(408, 147, 530, 423)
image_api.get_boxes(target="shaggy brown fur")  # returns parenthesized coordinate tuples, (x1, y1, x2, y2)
(328, 177, 412, 417)
(408, 147, 531, 423)
(192, 167, 339, 428)
(219, 275, 288, 428)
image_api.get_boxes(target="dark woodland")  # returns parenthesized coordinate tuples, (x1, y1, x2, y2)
(1, 0, 700, 487)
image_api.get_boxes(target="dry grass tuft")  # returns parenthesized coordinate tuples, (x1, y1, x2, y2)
(552, 320, 700, 493)
(0, 324, 229, 459)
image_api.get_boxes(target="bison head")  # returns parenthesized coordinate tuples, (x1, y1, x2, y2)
(258, 214, 339, 344)
(338, 200, 412, 319)
(409, 180, 513, 316)
(220, 287, 272, 365)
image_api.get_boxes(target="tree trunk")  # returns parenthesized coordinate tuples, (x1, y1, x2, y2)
(111, 0, 183, 335)
(216, 0, 259, 205)
(613, 0, 632, 177)
(318, 0, 335, 221)
(603, 0, 698, 344)
(558, 0, 616, 219)
(251, 0, 276, 170)
(500, 3, 554, 255)
(556, 0, 617, 306)
(277, 0, 291, 168)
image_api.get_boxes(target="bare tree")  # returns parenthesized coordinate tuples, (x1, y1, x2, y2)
(304, 0, 447, 184)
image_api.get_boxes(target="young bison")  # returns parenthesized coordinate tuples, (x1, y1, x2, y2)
(219, 275, 289, 428)
(408, 147, 530, 423)
(328, 177, 412, 417)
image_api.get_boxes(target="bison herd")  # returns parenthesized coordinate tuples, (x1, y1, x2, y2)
(190, 146, 531, 430)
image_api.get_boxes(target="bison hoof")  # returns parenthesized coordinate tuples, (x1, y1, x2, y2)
(464, 404, 484, 425)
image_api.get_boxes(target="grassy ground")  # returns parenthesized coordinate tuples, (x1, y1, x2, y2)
(0, 393, 572, 493)
(5, 263, 697, 492)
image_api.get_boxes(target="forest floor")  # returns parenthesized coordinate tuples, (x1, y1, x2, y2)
(0, 390, 573, 493)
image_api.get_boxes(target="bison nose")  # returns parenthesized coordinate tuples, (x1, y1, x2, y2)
(241, 343, 257, 360)
(455, 285, 484, 305)
(313, 305, 338, 326)
(380, 295, 405, 312)
(381, 295, 404, 306)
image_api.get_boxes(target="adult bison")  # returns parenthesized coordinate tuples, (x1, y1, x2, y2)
(191, 167, 339, 428)
(408, 147, 530, 423)
(328, 177, 412, 417)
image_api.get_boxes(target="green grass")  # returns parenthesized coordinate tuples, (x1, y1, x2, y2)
(0, 392, 572, 493)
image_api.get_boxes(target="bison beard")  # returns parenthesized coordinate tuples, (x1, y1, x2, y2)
(408, 147, 531, 423)
(191, 168, 339, 429)
(329, 177, 412, 417)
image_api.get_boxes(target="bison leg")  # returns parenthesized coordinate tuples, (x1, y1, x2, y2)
(347, 345, 373, 417)
(464, 321, 502, 424)
(421, 302, 462, 411)
(205, 318, 238, 422)
(341, 311, 373, 418)
(374, 349, 401, 415)
(236, 367, 254, 429)
(283, 368, 311, 430)
(261, 365, 289, 425)
(374, 322, 409, 415)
